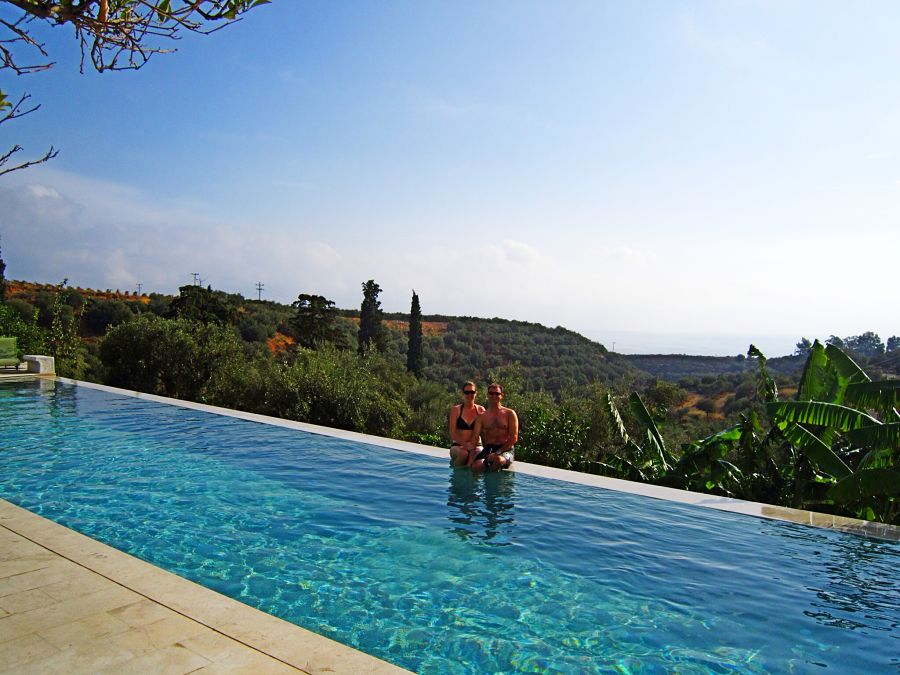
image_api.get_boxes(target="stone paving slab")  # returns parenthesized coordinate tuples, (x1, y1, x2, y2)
(0, 500, 410, 675)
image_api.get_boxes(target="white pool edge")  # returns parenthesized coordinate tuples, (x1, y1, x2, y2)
(46, 376, 898, 543)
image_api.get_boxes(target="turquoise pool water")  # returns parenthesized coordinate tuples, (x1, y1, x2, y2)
(1, 380, 898, 673)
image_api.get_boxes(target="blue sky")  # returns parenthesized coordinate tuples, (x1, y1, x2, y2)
(1, 1, 898, 355)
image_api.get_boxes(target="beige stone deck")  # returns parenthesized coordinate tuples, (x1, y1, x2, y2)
(0, 500, 408, 675)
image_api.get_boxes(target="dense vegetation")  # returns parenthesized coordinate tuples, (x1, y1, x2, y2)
(1, 264, 897, 525)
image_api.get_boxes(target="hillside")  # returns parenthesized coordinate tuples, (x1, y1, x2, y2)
(418, 317, 639, 392)
(624, 353, 805, 381)
(340, 312, 642, 393)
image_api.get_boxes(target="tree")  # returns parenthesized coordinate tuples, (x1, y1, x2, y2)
(695, 397, 717, 416)
(169, 284, 236, 325)
(84, 299, 135, 335)
(289, 293, 347, 350)
(0, 302, 45, 355)
(406, 290, 423, 377)
(844, 331, 885, 359)
(794, 337, 812, 357)
(358, 279, 386, 354)
(0, 239, 6, 300)
(887, 336, 900, 353)
(100, 314, 244, 400)
(47, 282, 84, 377)
(1, 0, 269, 175)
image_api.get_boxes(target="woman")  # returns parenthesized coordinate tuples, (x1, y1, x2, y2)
(449, 381, 484, 467)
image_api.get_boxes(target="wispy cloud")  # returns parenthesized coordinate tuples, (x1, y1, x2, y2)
(419, 98, 474, 119)
(0, 168, 343, 299)
(677, 15, 778, 69)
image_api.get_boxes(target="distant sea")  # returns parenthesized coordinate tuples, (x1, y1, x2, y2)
(580, 330, 797, 358)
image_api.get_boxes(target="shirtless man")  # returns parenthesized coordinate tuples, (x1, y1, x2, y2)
(470, 383, 518, 472)
(449, 381, 485, 466)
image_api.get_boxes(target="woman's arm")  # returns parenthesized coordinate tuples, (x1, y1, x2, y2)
(449, 405, 462, 445)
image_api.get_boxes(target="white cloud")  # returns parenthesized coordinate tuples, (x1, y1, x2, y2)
(304, 242, 343, 268)
(591, 245, 658, 268)
(26, 184, 62, 199)
(498, 239, 542, 265)
(0, 169, 345, 301)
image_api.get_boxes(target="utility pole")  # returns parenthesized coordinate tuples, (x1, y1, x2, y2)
(612, 341, 616, 353)
(255, 282, 265, 301)
(136, 283, 143, 296)
(191, 272, 200, 286)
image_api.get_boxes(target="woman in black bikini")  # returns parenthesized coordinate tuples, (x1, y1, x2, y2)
(449, 381, 485, 467)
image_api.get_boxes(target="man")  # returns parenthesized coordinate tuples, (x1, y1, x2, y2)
(470, 383, 518, 472)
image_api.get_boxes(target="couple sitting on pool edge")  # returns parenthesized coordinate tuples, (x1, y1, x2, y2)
(449, 381, 518, 472)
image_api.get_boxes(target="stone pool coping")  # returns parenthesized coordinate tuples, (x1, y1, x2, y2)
(0, 499, 409, 674)
(54, 377, 899, 543)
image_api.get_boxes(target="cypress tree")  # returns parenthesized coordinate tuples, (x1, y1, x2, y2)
(358, 279, 386, 354)
(407, 290, 423, 377)
(0, 241, 6, 302)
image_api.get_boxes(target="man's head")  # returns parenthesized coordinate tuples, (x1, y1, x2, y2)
(487, 383, 503, 403)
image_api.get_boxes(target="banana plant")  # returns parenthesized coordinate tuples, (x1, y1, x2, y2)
(765, 340, 899, 523)
(594, 392, 674, 482)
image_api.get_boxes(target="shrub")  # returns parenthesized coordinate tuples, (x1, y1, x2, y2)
(101, 315, 244, 400)
(0, 302, 46, 356)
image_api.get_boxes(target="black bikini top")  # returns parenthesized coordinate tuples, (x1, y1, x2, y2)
(455, 404, 476, 430)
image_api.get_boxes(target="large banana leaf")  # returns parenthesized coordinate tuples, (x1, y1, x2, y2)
(844, 423, 900, 453)
(829, 468, 900, 503)
(628, 392, 672, 469)
(767, 400, 880, 432)
(844, 380, 900, 416)
(796, 340, 829, 402)
(698, 424, 743, 445)
(825, 342, 870, 383)
(748, 344, 778, 402)
(823, 342, 871, 404)
(776, 420, 852, 479)
(857, 447, 898, 470)
(605, 393, 630, 446)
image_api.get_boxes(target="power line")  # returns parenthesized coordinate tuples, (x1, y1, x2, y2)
(255, 282, 264, 301)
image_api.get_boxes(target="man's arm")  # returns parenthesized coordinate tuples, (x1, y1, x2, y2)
(502, 410, 519, 451)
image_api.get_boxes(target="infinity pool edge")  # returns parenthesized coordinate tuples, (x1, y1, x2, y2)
(45, 375, 898, 543)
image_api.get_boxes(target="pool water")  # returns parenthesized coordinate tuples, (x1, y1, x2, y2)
(1, 380, 898, 673)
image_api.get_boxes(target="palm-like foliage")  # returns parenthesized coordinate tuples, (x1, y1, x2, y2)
(601, 340, 899, 524)
(764, 340, 899, 523)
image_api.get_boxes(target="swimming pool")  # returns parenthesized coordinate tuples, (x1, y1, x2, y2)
(1, 379, 898, 673)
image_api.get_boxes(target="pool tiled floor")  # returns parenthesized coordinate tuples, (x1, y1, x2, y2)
(0, 500, 409, 674)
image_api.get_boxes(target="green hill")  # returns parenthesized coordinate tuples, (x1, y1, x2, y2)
(372, 314, 643, 393)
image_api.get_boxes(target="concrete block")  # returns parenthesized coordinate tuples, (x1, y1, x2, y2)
(23, 355, 56, 375)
